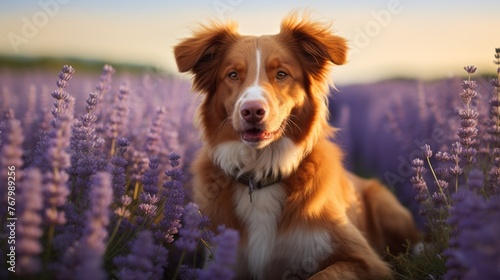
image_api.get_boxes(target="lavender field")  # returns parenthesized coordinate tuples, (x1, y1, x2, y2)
(0, 48, 499, 279)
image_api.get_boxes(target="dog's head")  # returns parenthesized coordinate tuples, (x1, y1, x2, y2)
(174, 13, 347, 153)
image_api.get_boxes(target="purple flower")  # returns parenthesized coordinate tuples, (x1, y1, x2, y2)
(176, 202, 202, 252)
(114, 195, 132, 219)
(156, 153, 185, 243)
(109, 137, 130, 199)
(84, 172, 113, 246)
(445, 190, 500, 280)
(137, 204, 158, 219)
(456, 68, 479, 165)
(0, 115, 24, 218)
(459, 80, 478, 105)
(168, 152, 181, 167)
(94, 64, 115, 106)
(431, 192, 446, 208)
(91, 64, 115, 161)
(463, 65, 477, 74)
(107, 83, 131, 152)
(137, 156, 162, 223)
(114, 230, 168, 280)
(422, 144, 432, 158)
(77, 172, 113, 279)
(486, 50, 500, 193)
(449, 142, 463, 177)
(144, 107, 167, 155)
(53, 172, 113, 280)
(41, 66, 76, 227)
(199, 225, 240, 280)
(141, 155, 161, 195)
(16, 168, 43, 276)
(129, 150, 149, 182)
(52, 203, 85, 253)
(179, 265, 199, 280)
(69, 88, 106, 203)
(410, 158, 429, 203)
(444, 189, 481, 280)
(488, 166, 500, 194)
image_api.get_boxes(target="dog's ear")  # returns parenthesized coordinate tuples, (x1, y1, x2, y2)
(174, 22, 239, 93)
(279, 13, 347, 79)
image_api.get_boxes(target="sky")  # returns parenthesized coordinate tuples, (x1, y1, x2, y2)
(0, 0, 499, 85)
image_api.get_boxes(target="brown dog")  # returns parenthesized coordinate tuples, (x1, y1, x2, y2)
(174, 12, 418, 280)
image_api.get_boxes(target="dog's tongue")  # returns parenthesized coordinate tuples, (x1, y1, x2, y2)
(243, 130, 271, 142)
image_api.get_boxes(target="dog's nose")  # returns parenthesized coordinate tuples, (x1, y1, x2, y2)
(240, 101, 267, 123)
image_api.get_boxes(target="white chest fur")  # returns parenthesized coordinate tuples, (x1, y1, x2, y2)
(234, 182, 286, 279)
(233, 183, 334, 279)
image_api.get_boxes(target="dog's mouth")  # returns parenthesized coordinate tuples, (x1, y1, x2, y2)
(241, 127, 274, 143)
(240, 121, 286, 147)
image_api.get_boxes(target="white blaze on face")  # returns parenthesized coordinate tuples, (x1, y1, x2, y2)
(236, 48, 266, 109)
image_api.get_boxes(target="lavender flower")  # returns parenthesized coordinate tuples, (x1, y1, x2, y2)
(156, 152, 185, 243)
(449, 142, 463, 178)
(69, 89, 104, 203)
(199, 226, 240, 280)
(463, 66, 477, 74)
(129, 149, 149, 182)
(53, 172, 113, 280)
(488, 165, 500, 195)
(137, 156, 162, 223)
(109, 137, 130, 199)
(107, 83, 131, 155)
(434, 151, 451, 179)
(0, 63, 206, 278)
(445, 190, 500, 280)
(444, 189, 477, 280)
(43, 66, 76, 226)
(431, 191, 446, 209)
(114, 195, 132, 219)
(141, 155, 161, 195)
(144, 107, 167, 155)
(486, 50, 500, 193)
(114, 230, 168, 280)
(76, 172, 113, 279)
(457, 66, 479, 166)
(179, 265, 199, 280)
(422, 144, 432, 158)
(0, 115, 24, 219)
(92, 64, 115, 165)
(52, 203, 85, 253)
(410, 158, 429, 203)
(16, 168, 43, 275)
(168, 152, 181, 167)
(176, 202, 202, 252)
(94, 64, 115, 110)
(459, 80, 478, 105)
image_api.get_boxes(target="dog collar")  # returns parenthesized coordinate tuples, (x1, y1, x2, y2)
(236, 173, 282, 203)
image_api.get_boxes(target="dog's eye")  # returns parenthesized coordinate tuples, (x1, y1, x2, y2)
(228, 71, 239, 80)
(276, 71, 288, 81)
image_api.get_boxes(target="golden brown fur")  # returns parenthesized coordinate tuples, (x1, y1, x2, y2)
(174, 12, 418, 280)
